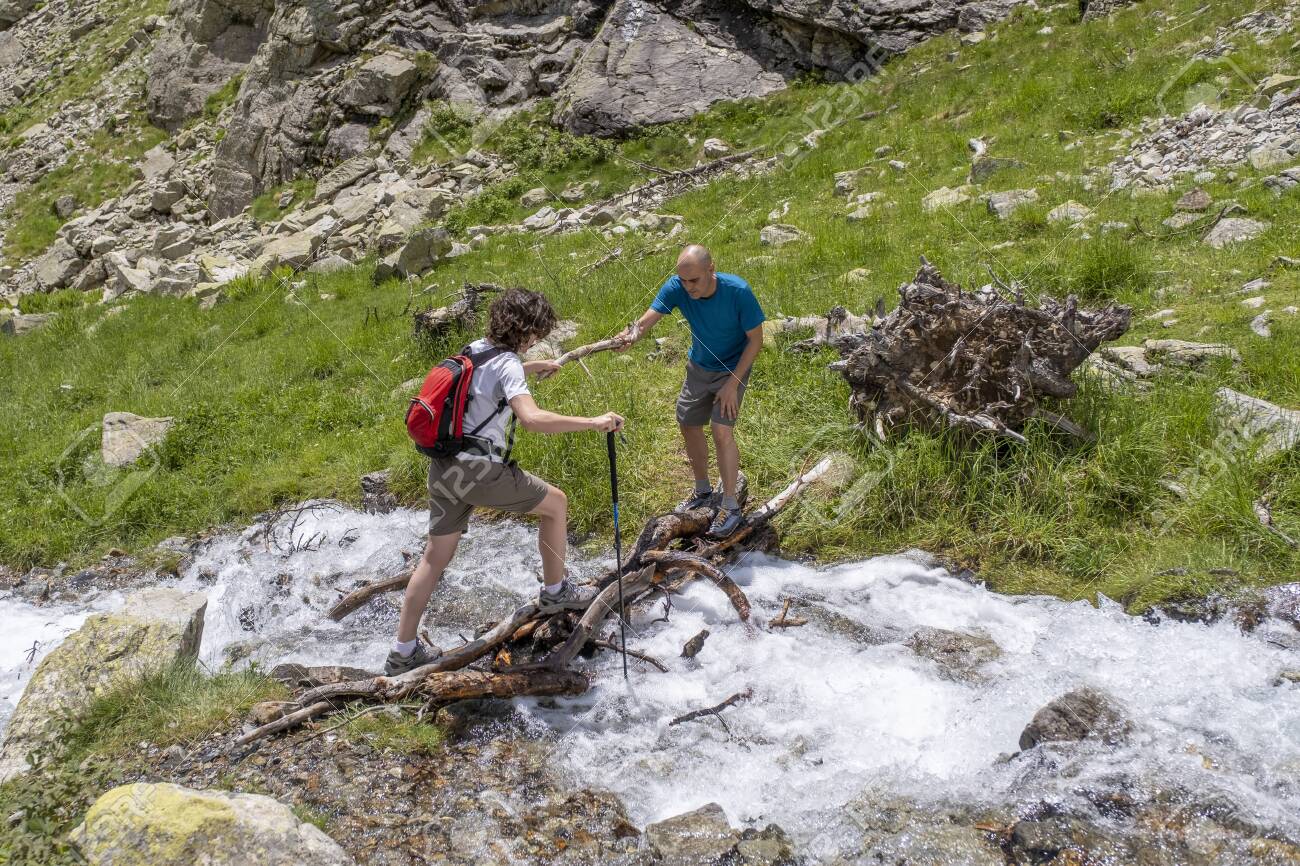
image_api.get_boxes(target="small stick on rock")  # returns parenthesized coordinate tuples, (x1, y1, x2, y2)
(592, 638, 669, 672)
(681, 629, 710, 659)
(669, 688, 754, 730)
(768, 599, 808, 629)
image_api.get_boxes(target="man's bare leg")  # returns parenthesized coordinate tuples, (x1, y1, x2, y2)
(529, 485, 568, 589)
(712, 421, 739, 504)
(396, 532, 461, 643)
(680, 423, 712, 488)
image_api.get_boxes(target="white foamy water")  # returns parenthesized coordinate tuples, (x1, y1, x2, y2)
(4, 502, 1299, 853)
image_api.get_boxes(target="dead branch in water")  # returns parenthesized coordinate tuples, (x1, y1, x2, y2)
(669, 688, 754, 732)
(768, 599, 808, 629)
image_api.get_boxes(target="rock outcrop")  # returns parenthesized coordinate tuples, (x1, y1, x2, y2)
(0, 589, 206, 781)
(70, 783, 353, 865)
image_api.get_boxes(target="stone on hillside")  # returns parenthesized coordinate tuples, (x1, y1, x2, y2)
(140, 144, 175, 182)
(588, 206, 618, 227)
(1, 312, 53, 336)
(53, 194, 77, 219)
(1215, 388, 1300, 457)
(392, 187, 451, 221)
(1249, 145, 1293, 172)
(905, 627, 1002, 682)
(34, 238, 86, 290)
(847, 205, 873, 222)
(1203, 218, 1268, 249)
(969, 155, 1023, 183)
(70, 783, 353, 866)
(256, 232, 320, 273)
(1161, 212, 1201, 230)
(1142, 338, 1240, 368)
(760, 224, 804, 246)
(523, 206, 558, 230)
(922, 186, 971, 212)
(103, 412, 174, 466)
(0, 589, 205, 782)
(1047, 200, 1092, 223)
(986, 188, 1039, 219)
(1018, 687, 1131, 751)
(330, 193, 378, 228)
(151, 179, 188, 213)
(521, 187, 550, 207)
(313, 156, 376, 204)
(336, 52, 420, 117)
(1175, 187, 1212, 212)
(702, 137, 730, 158)
(560, 180, 600, 202)
(308, 254, 351, 274)
(645, 803, 741, 866)
(373, 227, 451, 282)
(1258, 73, 1300, 97)
(834, 169, 863, 197)
(1251, 311, 1272, 338)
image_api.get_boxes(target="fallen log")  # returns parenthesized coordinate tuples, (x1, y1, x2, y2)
(413, 282, 502, 340)
(639, 550, 751, 621)
(328, 570, 413, 621)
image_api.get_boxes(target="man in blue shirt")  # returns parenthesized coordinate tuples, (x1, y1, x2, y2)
(620, 244, 765, 537)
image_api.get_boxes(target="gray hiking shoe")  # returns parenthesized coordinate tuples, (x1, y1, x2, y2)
(676, 485, 715, 513)
(537, 579, 598, 614)
(384, 642, 442, 676)
(708, 506, 745, 539)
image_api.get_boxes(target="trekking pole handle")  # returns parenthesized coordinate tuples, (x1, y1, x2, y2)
(606, 431, 619, 507)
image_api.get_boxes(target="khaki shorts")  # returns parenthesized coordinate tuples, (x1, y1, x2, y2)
(427, 457, 549, 536)
(676, 362, 750, 427)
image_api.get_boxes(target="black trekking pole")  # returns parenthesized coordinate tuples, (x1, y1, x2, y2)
(606, 430, 629, 678)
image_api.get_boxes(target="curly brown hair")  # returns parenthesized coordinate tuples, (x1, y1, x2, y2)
(487, 288, 558, 353)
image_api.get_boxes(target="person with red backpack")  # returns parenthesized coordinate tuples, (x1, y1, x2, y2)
(389, 287, 624, 675)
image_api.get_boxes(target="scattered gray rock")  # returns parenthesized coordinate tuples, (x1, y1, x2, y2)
(702, 137, 731, 158)
(361, 470, 397, 514)
(759, 224, 804, 246)
(336, 52, 420, 117)
(1175, 187, 1212, 212)
(0, 311, 53, 336)
(922, 185, 972, 212)
(645, 803, 741, 866)
(53, 193, 77, 219)
(521, 187, 550, 207)
(102, 411, 174, 466)
(374, 226, 452, 282)
(1047, 200, 1091, 223)
(986, 188, 1039, 218)
(1215, 388, 1300, 457)
(1203, 217, 1269, 248)
(969, 155, 1023, 183)
(33, 238, 86, 290)
(1018, 687, 1131, 751)
(905, 626, 1002, 681)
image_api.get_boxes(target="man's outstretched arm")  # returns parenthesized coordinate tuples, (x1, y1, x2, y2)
(620, 309, 665, 345)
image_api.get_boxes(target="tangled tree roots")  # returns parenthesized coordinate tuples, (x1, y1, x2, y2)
(239, 459, 833, 745)
(825, 259, 1130, 443)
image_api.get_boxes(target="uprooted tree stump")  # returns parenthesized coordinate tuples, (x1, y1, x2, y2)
(238, 458, 833, 745)
(412, 282, 503, 340)
(808, 259, 1130, 443)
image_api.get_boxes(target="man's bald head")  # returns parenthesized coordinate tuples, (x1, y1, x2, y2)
(677, 245, 713, 269)
(675, 244, 717, 299)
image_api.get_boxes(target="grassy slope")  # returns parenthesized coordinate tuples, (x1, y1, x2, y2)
(1, 0, 1297, 609)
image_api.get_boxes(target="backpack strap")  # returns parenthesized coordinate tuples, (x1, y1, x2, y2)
(461, 342, 519, 462)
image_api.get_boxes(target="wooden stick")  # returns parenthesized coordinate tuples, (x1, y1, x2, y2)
(669, 688, 753, 727)
(236, 701, 332, 746)
(523, 565, 658, 671)
(591, 639, 669, 672)
(554, 334, 633, 367)
(327, 570, 413, 621)
(640, 550, 751, 621)
(768, 598, 808, 629)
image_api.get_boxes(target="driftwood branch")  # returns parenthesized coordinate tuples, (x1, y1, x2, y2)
(768, 599, 808, 629)
(669, 688, 753, 728)
(639, 550, 751, 621)
(328, 570, 413, 621)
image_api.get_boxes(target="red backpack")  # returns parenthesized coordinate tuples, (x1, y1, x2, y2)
(405, 345, 514, 460)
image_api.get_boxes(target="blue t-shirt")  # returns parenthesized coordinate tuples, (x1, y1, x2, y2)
(651, 272, 765, 372)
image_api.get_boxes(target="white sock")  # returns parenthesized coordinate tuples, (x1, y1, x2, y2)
(393, 638, 418, 656)
(542, 581, 565, 595)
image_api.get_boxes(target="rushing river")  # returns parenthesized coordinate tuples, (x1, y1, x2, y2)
(4, 501, 1299, 853)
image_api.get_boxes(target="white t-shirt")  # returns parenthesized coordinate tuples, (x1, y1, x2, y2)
(462, 338, 530, 462)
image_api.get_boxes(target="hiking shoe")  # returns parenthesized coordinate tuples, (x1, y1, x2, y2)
(676, 485, 715, 513)
(708, 506, 745, 539)
(383, 642, 442, 676)
(537, 579, 598, 614)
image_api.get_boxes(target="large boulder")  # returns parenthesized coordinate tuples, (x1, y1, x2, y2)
(70, 783, 353, 865)
(1018, 687, 1131, 751)
(34, 238, 87, 290)
(373, 226, 451, 282)
(145, 0, 275, 131)
(102, 411, 174, 466)
(0, 589, 206, 781)
(0, 0, 36, 29)
(554, 0, 788, 136)
(335, 52, 420, 117)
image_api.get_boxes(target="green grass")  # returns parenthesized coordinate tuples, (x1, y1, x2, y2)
(250, 178, 317, 224)
(1, 0, 1298, 606)
(0, 661, 284, 864)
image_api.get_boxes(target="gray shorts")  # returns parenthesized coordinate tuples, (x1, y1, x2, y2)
(426, 457, 549, 536)
(676, 362, 750, 427)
